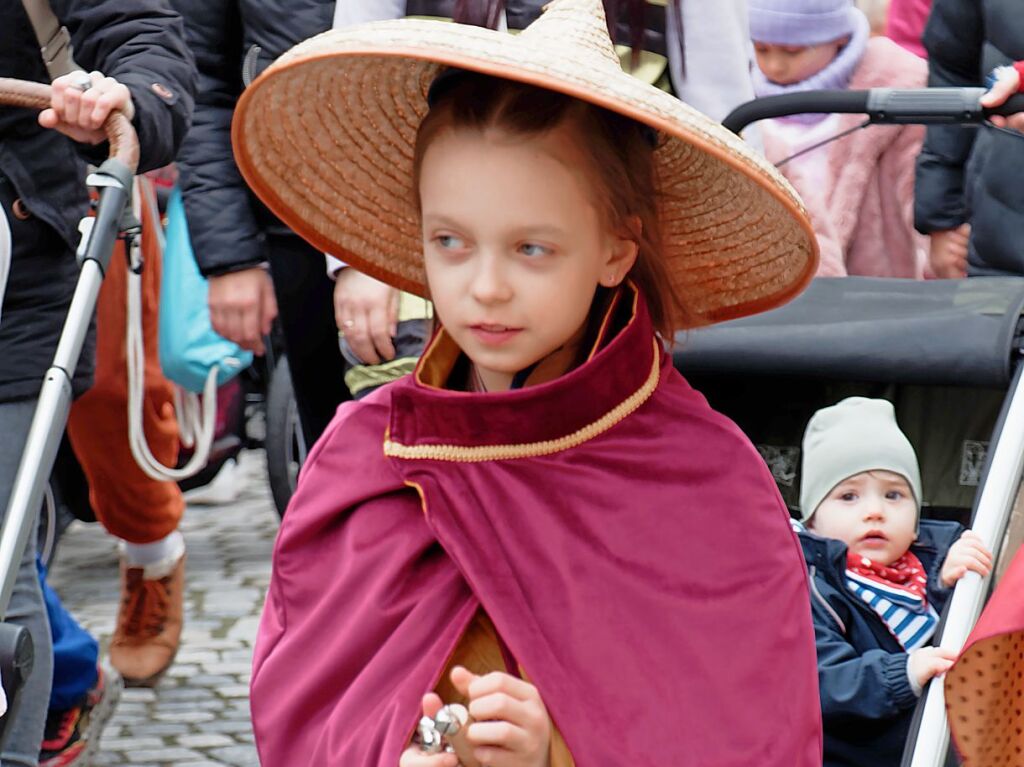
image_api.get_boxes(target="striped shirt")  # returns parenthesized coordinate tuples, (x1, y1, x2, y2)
(846, 571, 939, 650)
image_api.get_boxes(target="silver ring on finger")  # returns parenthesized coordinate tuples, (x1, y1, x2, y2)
(71, 73, 93, 92)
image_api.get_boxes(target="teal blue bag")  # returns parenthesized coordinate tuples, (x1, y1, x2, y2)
(158, 188, 252, 393)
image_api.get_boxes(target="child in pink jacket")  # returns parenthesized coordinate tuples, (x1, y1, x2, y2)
(750, 0, 930, 278)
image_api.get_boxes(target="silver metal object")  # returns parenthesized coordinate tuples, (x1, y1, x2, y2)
(70, 72, 92, 92)
(0, 166, 130, 618)
(415, 703, 469, 755)
(907, 364, 1024, 767)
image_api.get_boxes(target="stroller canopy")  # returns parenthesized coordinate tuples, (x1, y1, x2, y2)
(676, 277, 1024, 388)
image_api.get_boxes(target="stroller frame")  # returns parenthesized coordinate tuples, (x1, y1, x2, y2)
(718, 89, 1024, 767)
(0, 77, 138, 738)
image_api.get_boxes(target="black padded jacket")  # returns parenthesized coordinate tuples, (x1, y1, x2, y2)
(0, 0, 196, 402)
(914, 0, 1024, 276)
(168, 0, 335, 277)
(0, 0, 196, 250)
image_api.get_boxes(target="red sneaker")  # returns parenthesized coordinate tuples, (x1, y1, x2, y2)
(39, 661, 123, 767)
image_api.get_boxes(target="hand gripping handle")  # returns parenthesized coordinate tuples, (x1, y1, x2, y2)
(0, 76, 139, 173)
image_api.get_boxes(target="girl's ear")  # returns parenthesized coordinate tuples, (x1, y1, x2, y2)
(600, 216, 641, 288)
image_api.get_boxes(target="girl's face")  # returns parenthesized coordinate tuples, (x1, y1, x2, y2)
(809, 470, 917, 566)
(419, 123, 638, 392)
(753, 40, 845, 85)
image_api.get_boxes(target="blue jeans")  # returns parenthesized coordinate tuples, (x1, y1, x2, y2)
(38, 563, 97, 711)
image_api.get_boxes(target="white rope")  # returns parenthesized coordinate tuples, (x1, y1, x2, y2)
(125, 178, 218, 481)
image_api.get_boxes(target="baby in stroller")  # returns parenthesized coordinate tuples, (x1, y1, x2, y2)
(795, 397, 992, 767)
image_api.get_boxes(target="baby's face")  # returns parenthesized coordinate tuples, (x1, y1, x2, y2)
(809, 470, 917, 566)
(753, 40, 845, 85)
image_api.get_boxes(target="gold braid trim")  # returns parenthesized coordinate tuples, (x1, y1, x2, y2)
(384, 339, 661, 463)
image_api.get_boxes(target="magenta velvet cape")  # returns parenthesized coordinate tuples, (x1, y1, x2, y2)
(251, 294, 822, 765)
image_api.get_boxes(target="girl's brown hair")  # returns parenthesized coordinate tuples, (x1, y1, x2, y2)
(412, 72, 692, 337)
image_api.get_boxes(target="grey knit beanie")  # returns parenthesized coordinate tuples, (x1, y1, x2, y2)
(800, 397, 922, 523)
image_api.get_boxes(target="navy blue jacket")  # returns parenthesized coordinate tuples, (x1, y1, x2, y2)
(799, 519, 964, 767)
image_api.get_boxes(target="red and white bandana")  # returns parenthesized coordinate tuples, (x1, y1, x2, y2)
(847, 550, 929, 602)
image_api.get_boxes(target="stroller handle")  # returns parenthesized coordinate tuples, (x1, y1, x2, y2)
(723, 88, 1024, 134)
(0, 77, 139, 173)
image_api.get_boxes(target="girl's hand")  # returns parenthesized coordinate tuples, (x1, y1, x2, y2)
(941, 530, 994, 588)
(400, 693, 460, 767)
(908, 646, 958, 688)
(451, 666, 551, 767)
(39, 70, 136, 145)
(400, 745, 459, 767)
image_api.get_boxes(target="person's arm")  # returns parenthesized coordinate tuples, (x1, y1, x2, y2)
(914, 0, 985, 235)
(161, 0, 275, 354)
(812, 602, 920, 720)
(55, 0, 197, 173)
(326, 5, 412, 364)
(168, 0, 264, 277)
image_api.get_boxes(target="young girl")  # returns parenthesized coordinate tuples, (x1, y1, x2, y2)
(233, 1, 823, 764)
(749, 0, 930, 278)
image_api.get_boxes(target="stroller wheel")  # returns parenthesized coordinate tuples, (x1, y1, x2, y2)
(265, 356, 305, 518)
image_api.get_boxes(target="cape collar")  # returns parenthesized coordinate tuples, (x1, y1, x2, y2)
(385, 284, 663, 462)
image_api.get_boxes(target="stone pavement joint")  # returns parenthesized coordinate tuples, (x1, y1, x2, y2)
(50, 451, 276, 766)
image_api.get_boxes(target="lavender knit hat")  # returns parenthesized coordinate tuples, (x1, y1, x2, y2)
(749, 0, 864, 46)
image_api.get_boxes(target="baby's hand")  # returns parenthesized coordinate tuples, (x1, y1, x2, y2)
(400, 693, 460, 767)
(908, 646, 959, 688)
(941, 530, 994, 587)
(451, 666, 551, 767)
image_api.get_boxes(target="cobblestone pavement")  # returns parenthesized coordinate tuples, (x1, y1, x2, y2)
(48, 450, 278, 766)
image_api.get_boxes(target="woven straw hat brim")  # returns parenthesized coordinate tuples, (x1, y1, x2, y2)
(232, 9, 818, 327)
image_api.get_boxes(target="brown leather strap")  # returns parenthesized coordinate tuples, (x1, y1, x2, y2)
(20, 0, 81, 81)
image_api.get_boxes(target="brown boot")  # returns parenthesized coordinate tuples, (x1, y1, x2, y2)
(109, 554, 185, 687)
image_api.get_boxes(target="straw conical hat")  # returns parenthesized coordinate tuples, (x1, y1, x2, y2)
(232, 0, 818, 327)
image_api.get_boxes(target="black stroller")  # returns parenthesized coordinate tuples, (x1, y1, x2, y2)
(678, 88, 1024, 767)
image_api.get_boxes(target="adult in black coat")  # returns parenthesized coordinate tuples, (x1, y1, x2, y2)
(914, 0, 1024, 279)
(0, 1, 194, 762)
(168, 0, 347, 451)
